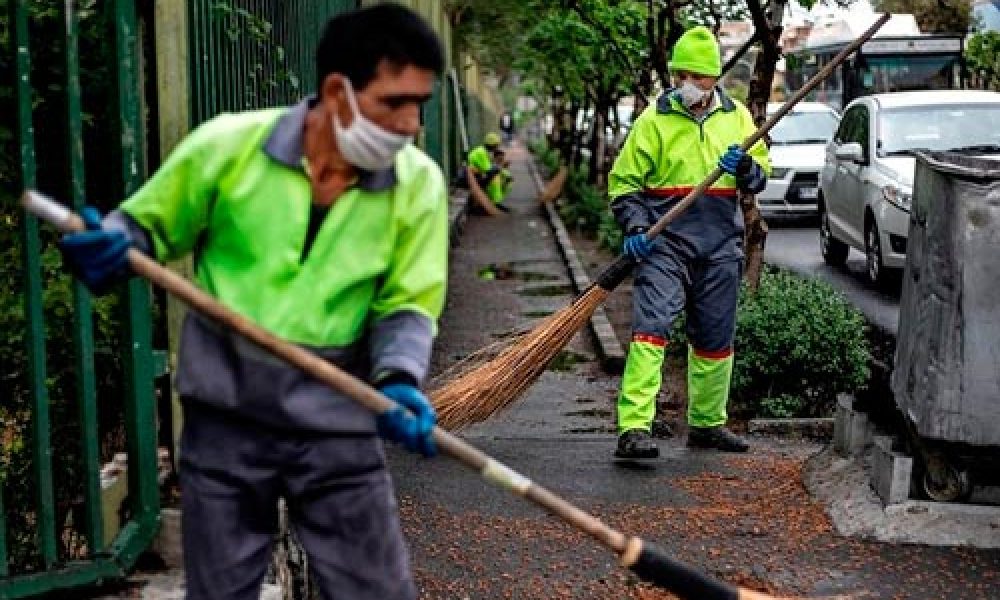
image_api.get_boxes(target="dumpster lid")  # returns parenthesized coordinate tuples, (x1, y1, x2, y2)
(914, 151, 1000, 180)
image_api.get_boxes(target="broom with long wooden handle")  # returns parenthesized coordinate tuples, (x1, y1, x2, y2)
(24, 191, 801, 600)
(430, 13, 891, 430)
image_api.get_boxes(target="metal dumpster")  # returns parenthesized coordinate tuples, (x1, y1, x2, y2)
(891, 151, 1000, 500)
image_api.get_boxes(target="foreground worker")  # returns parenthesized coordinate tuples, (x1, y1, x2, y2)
(59, 5, 446, 599)
(466, 131, 512, 212)
(610, 26, 770, 459)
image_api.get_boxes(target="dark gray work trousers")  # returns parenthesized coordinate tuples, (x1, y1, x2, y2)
(178, 402, 416, 600)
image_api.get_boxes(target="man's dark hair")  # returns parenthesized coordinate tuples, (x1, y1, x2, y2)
(316, 4, 445, 90)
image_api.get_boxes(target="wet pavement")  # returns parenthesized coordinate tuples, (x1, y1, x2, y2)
(388, 143, 1000, 599)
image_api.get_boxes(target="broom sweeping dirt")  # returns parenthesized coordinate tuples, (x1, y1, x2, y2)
(23, 192, 834, 600)
(430, 13, 891, 431)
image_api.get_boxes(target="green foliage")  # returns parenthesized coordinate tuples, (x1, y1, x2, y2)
(966, 32, 1000, 91)
(758, 394, 806, 419)
(873, 0, 971, 33)
(210, 1, 301, 100)
(558, 168, 605, 233)
(530, 139, 561, 175)
(597, 209, 624, 256)
(670, 268, 870, 418)
(723, 81, 749, 105)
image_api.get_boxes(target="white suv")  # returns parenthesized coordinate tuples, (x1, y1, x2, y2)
(819, 90, 1000, 286)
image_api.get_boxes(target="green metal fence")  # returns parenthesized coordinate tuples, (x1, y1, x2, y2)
(188, 0, 491, 179)
(189, 0, 360, 124)
(1, 1, 161, 598)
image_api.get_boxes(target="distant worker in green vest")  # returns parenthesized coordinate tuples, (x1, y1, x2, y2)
(58, 5, 446, 599)
(609, 26, 770, 460)
(466, 131, 512, 214)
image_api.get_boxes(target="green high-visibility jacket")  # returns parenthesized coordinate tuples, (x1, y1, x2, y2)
(111, 98, 449, 433)
(467, 145, 504, 203)
(609, 88, 770, 259)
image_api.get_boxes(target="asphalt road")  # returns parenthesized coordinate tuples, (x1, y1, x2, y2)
(763, 218, 901, 335)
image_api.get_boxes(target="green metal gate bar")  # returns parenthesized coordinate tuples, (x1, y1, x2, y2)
(112, 0, 162, 573)
(65, 0, 105, 559)
(9, 0, 58, 574)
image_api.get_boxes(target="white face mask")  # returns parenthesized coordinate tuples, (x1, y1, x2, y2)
(675, 80, 712, 109)
(332, 78, 412, 171)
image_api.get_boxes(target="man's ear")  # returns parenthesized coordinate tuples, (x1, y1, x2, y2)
(320, 73, 353, 127)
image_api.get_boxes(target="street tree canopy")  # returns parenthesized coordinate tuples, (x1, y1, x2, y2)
(872, 0, 971, 33)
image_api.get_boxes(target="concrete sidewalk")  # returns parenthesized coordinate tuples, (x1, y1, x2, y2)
(390, 142, 1000, 599)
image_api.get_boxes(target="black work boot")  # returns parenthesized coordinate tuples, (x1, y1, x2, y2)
(615, 429, 659, 459)
(687, 426, 749, 453)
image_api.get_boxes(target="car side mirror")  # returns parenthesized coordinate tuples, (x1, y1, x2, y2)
(835, 142, 865, 164)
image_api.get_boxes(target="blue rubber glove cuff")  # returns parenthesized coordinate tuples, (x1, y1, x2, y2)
(623, 233, 653, 261)
(58, 206, 133, 295)
(376, 383, 437, 458)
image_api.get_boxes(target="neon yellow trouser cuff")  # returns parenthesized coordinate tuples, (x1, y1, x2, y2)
(617, 337, 666, 433)
(687, 346, 734, 428)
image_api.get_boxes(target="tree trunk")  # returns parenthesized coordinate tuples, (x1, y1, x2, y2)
(588, 102, 607, 186)
(569, 99, 588, 169)
(742, 0, 785, 291)
(550, 92, 568, 159)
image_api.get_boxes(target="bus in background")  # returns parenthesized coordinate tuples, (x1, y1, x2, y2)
(784, 14, 965, 112)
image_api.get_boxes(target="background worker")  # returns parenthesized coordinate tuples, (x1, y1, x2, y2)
(609, 26, 770, 460)
(466, 131, 511, 214)
(58, 5, 447, 599)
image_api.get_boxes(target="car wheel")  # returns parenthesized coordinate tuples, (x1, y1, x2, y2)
(820, 202, 849, 267)
(865, 220, 889, 287)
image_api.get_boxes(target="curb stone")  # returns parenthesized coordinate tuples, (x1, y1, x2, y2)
(527, 160, 626, 373)
(747, 417, 835, 439)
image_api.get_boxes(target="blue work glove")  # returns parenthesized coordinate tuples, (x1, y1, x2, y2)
(622, 232, 653, 261)
(718, 144, 752, 179)
(376, 383, 437, 457)
(58, 206, 132, 295)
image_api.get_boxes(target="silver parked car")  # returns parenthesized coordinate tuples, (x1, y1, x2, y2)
(819, 90, 1000, 286)
(758, 102, 840, 217)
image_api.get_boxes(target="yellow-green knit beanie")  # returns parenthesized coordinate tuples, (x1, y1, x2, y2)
(668, 26, 721, 77)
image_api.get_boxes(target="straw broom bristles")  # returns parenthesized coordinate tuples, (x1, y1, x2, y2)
(538, 165, 568, 205)
(430, 284, 609, 430)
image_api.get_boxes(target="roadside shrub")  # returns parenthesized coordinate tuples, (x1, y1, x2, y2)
(529, 139, 624, 254)
(558, 169, 606, 234)
(758, 394, 806, 419)
(597, 209, 623, 255)
(528, 138, 561, 176)
(670, 267, 870, 418)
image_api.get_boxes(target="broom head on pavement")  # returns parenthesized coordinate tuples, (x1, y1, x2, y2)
(431, 283, 609, 429)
